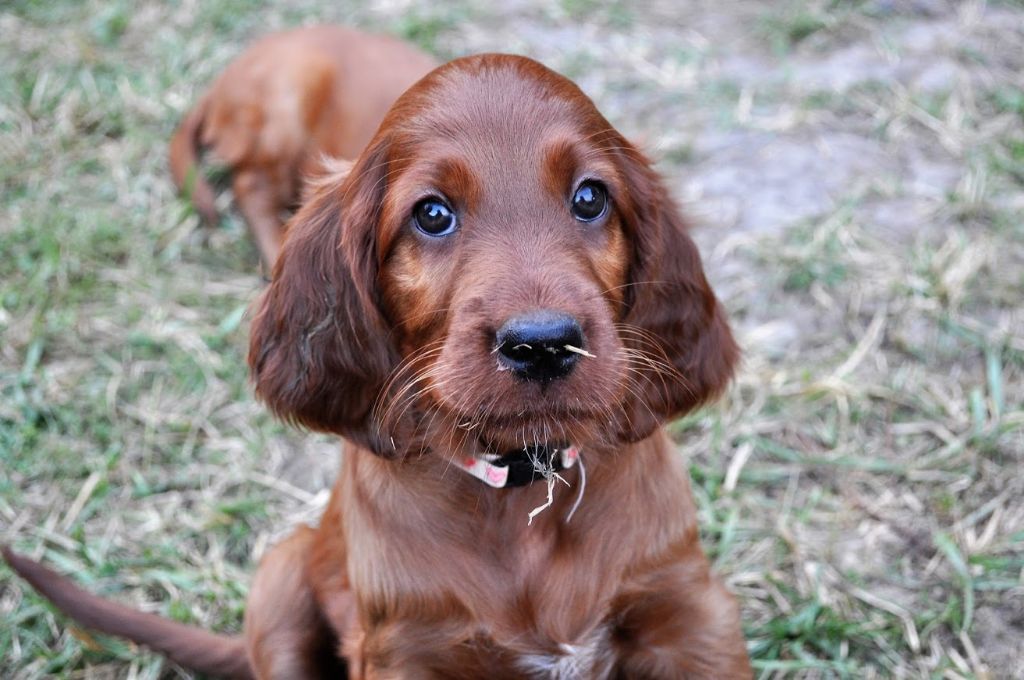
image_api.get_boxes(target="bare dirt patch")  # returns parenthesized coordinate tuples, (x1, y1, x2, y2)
(2, 0, 1021, 677)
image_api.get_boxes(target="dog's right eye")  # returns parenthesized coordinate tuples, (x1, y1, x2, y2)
(412, 198, 458, 237)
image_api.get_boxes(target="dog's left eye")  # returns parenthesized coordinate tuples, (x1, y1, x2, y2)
(413, 198, 458, 236)
(571, 181, 608, 222)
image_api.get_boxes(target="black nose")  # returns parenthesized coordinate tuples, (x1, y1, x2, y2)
(495, 311, 585, 382)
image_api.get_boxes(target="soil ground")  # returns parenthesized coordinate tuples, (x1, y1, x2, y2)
(2, 1, 1022, 677)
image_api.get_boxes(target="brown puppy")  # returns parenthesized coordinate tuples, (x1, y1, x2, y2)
(169, 25, 437, 269)
(6, 55, 752, 678)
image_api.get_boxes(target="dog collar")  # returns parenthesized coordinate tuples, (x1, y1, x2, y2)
(454, 445, 579, 488)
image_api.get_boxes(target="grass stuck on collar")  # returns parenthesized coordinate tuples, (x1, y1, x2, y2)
(526, 446, 586, 525)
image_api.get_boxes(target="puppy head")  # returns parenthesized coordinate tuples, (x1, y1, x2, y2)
(249, 55, 737, 458)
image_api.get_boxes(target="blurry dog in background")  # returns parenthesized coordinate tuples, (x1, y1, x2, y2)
(169, 25, 437, 269)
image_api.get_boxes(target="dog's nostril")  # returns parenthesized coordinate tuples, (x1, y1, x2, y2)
(495, 311, 585, 382)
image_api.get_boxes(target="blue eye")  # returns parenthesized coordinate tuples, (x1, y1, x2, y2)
(413, 198, 457, 236)
(571, 181, 608, 222)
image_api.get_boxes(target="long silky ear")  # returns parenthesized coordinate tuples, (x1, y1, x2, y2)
(614, 144, 740, 441)
(248, 140, 398, 455)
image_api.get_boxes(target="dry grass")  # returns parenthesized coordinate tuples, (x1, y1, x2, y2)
(1, 0, 1022, 678)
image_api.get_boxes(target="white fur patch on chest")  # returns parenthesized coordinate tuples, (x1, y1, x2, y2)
(517, 627, 613, 679)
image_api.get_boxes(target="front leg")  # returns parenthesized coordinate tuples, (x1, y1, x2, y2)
(610, 552, 751, 679)
(244, 525, 347, 679)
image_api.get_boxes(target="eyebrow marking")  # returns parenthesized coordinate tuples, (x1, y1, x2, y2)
(543, 139, 581, 198)
(433, 157, 482, 210)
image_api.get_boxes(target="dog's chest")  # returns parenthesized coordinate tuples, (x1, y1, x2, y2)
(473, 531, 618, 678)
(514, 626, 614, 679)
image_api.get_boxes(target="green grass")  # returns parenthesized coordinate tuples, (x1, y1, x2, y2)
(758, 0, 873, 53)
(3, 1, 1023, 678)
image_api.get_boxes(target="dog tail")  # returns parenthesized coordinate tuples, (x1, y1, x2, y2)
(169, 95, 219, 225)
(2, 546, 254, 680)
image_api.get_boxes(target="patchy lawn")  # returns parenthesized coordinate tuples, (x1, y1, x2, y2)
(2, 0, 1022, 678)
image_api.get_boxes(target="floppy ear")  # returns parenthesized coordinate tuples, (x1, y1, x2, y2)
(248, 140, 399, 455)
(614, 145, 740, 441)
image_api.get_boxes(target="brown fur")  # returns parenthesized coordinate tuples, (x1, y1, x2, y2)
(7, 54, 751, 678)
(168, 25, 437, 269)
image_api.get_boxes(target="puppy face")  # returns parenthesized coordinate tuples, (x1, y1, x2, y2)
(249, 55, 737, 459)
(373, 64, 636, 453)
